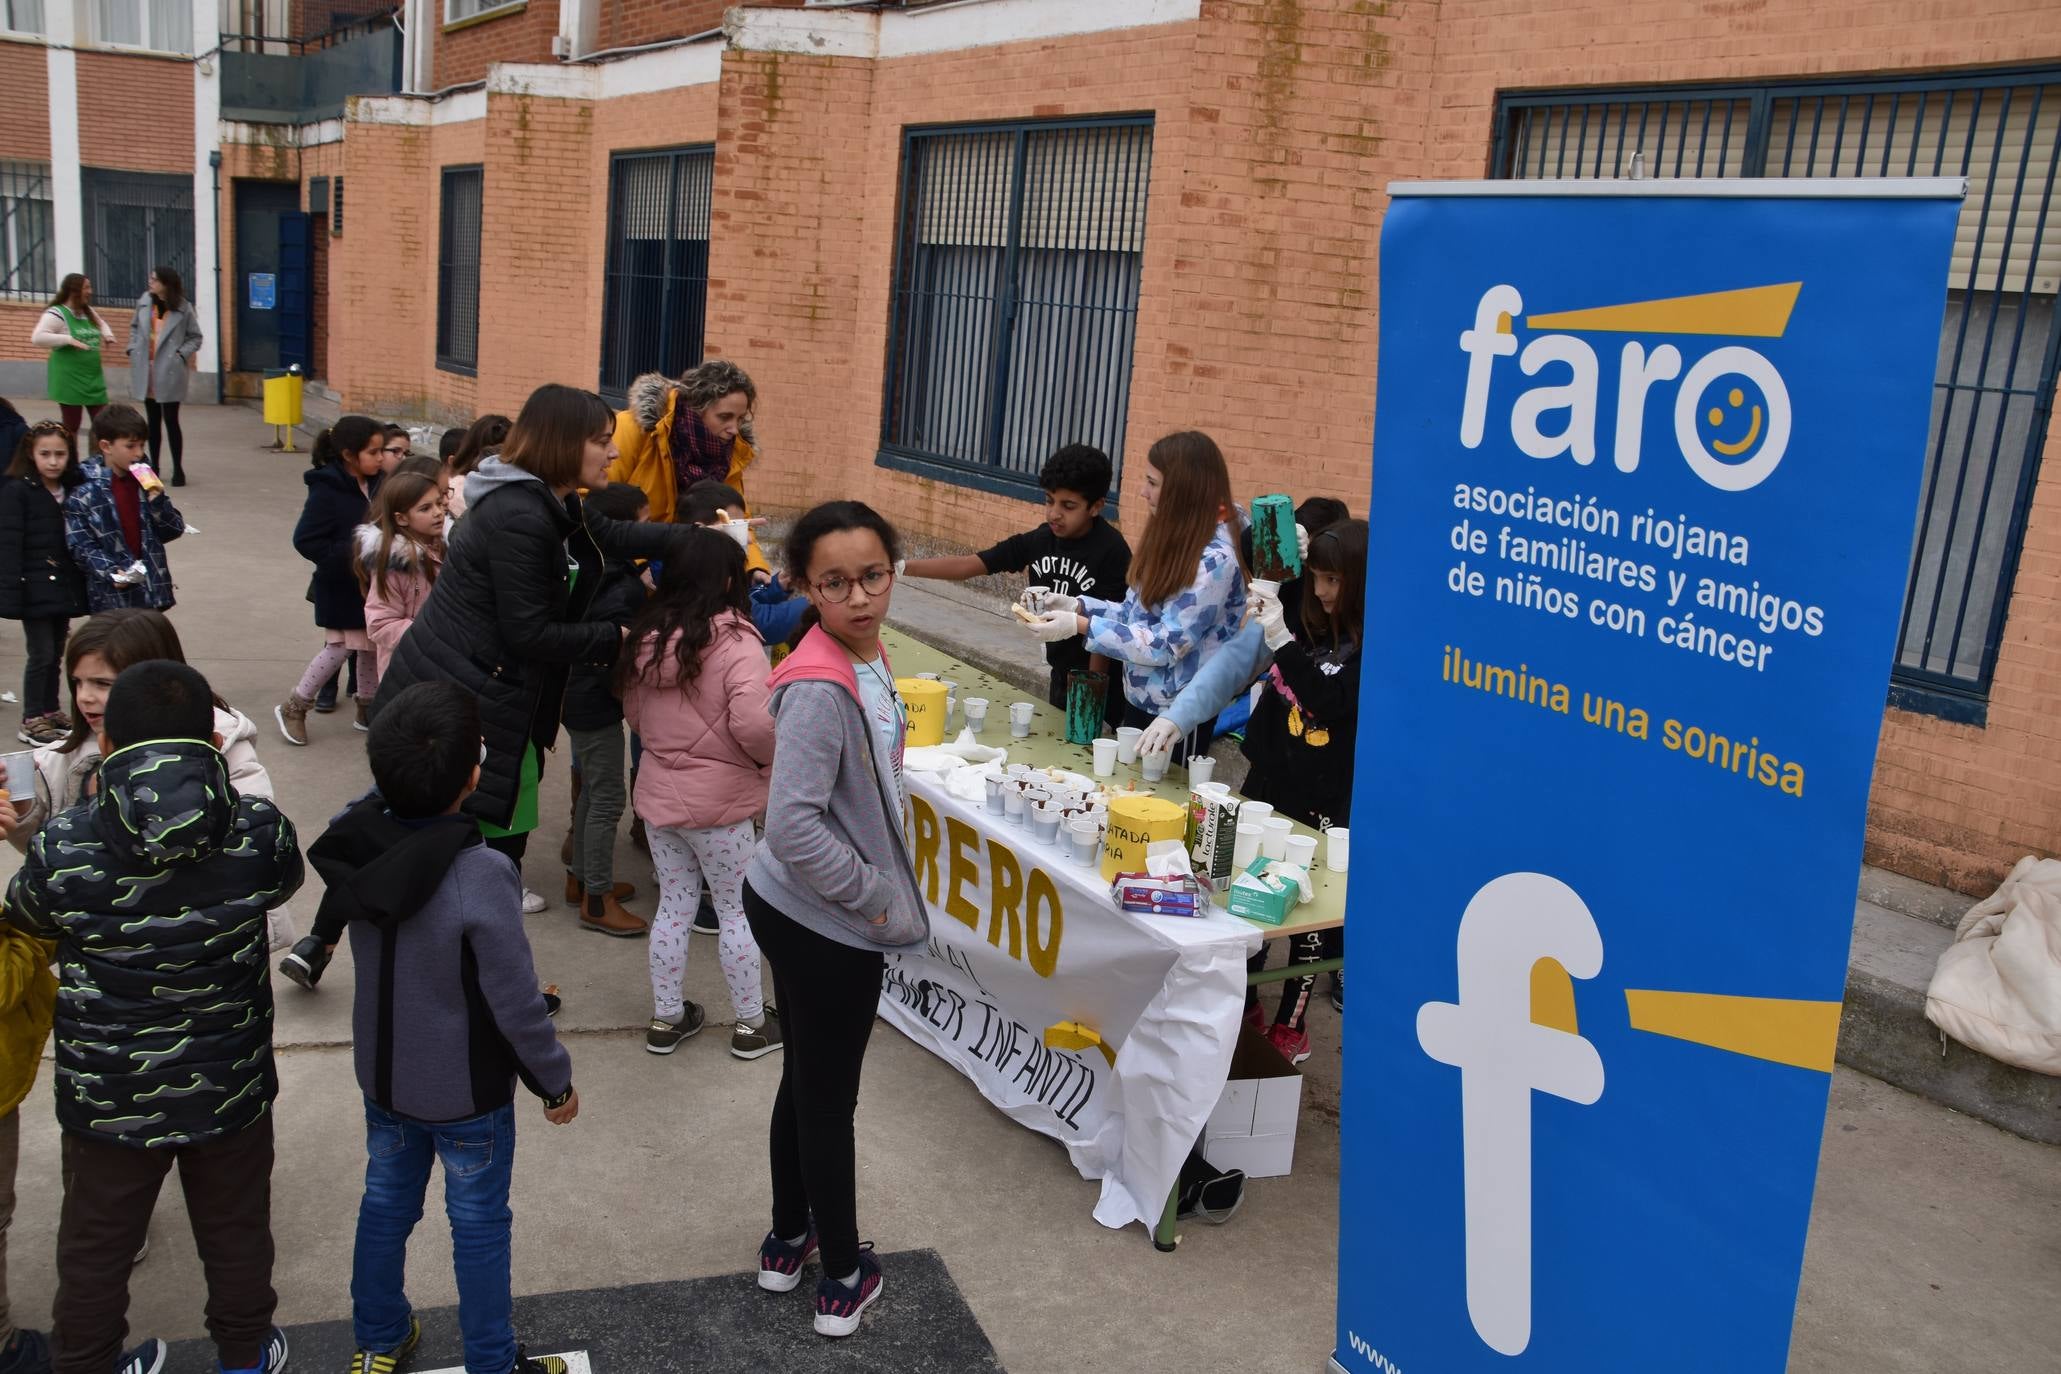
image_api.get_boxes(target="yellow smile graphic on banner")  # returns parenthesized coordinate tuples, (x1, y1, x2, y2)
(1529, 956, 1840, 1074)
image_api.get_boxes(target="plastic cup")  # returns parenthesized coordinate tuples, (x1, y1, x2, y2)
(1284, 834, 1318, 870)
(916, 672, 941, 682)
(1010, 701, 1036, 737)
(1140, 749, 1169, 783)
(1022, 585, 1051, 614)
(1092, 738, 1118, 777)
(1031, 801, 1063, 845)
(1003, 787, 1027, 823)
(1238, 800, 1273, 827)
(963, 697, 990, 734)
(1261, 815, 1293, 860)
(984, 773, 1006, 815)
(1325, 826, 1350, 873)
(1233, 822, 1263, 872)
(1188, 755, 1215, 786)
(1115, 726, 1143, 763)
(1067, 818, 1100, 867)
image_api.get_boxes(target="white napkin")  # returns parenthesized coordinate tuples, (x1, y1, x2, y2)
(1145, 840, 1191, 879)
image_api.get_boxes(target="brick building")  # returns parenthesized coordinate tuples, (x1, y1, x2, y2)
(4, 0, 2059, 893)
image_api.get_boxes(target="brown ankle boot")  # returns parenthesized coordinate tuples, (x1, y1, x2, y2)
(580, 892, 647, 938)
(566, 874, 635, 905)
(274, 694, 313, 747)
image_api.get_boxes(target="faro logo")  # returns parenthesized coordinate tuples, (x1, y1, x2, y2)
(1456, 281, 1801, 492)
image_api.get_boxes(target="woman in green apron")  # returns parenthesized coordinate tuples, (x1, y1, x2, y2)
(30, 274, 113, 440)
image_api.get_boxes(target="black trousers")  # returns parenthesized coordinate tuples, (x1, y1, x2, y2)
(744, 881, 883, 1278)
(485, 831, 529, 864)
(54, 1118, 276, 1374)
(21, 616, 68, 718)
(144, 399, 183, 472)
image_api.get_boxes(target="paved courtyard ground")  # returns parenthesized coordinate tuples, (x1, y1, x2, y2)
(0, 401, 2055, 1371)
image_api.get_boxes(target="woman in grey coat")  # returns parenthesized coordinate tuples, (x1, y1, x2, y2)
(127, 265, 203, 486)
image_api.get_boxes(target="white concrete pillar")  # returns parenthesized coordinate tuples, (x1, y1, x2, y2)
(191, 0, 222, 379)
(558, 0, 598, 59)
(44, 0, 82, 277)
(403, 0, 434, 93)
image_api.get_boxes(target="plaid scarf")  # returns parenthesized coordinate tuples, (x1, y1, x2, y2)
(670, 398, 736, 494)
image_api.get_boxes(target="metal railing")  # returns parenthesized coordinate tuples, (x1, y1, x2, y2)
(598, 146, 713, 404)
(881, 115, 1154, 497)
(0, 160, 54, 300)
(1496, 70, 2061, 709)
(82, 168, 193, 305)
(436, 166, 482, 374)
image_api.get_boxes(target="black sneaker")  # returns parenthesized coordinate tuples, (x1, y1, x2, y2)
(1329, 971, 1344, 1015)
(253, 1326, 290, 1371)
(115, 1339, 166, 1374)
(758, 1224, 818, 1292)
(312, 675, 339, 713)
(278, 936, 331, 989)
(348, 1315, 418, 1374)
(0, 1328, 50, 1374)
(812, 1244, 883, 1338)
(514, 1348, 567, 1374)
(645, 1003, 705, 1054)
(692, 895, 719, 935)
(542, 991, 561, 1018)
(1177, 1167, 1246, 1225)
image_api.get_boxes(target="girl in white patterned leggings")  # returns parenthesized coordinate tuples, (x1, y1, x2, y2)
(620, 527, 782, 1060)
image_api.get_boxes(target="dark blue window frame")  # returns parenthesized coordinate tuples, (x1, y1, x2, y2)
(435, 164, 482, 376)
(1493, 67, 2061, 725)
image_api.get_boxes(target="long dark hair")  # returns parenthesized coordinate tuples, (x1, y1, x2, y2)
(449, 413, 510, 478)
(59, 609, 226, 754)
(503, 385, 612, 489)
(616, 526, 752, 695)
(8, 420, 83, 488)
(1128, 431, 1242, 607)
(1301, 517, 1367, 651)
(150, 265, 185, 313)
(312, 415, 383, 471)
(49, 273, 88, 310)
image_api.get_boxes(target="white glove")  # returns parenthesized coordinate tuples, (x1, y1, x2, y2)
(894, 559, 906, 579)
(1026, 590, 1080, 616)
(1295, 522, 1311, 565)
(1253, 589, 1293, 651)
(1139, 715, 1183, 759)
(1027, 609, 1080, 643)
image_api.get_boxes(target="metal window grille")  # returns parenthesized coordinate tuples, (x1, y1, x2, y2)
(882, 116, 1154, 496)
(309, 177, 330, 217)
(598, 146, 712, 404)
(1, 1, 45, 35)
(436, 165, 482, 374)
(0, 160, 54, 300)
(331, 175, 344, 236)
(1495, 70, 2061, 708)
(82, 168, 193, 304)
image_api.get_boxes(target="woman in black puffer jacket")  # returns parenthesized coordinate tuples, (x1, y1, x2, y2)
(373, 385, 681, 921)
(0, 419, 90, 742)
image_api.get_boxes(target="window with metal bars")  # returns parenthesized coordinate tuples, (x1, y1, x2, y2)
(881, 116, 1154, 500)
(82, 169, 193, 305)
(1495, 70, 2061, 716)
(0, 161, 54, 300)
(598, 147, 712, 405)
(436, 166, 482, 374)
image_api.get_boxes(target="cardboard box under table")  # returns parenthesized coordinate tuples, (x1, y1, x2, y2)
(877, 630, 1347, 1251)
(1206, 1024, 1305, 1178)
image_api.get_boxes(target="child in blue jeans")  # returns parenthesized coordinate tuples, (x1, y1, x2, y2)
(309, 682, 578, 1374)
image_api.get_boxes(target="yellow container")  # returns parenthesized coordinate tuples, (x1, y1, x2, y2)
(895, 677, 948, 747)
(1102, 795, 1188, 881)
(262, 369, 304, 426)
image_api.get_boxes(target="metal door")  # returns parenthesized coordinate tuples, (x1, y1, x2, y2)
(232, 179, 298, 372)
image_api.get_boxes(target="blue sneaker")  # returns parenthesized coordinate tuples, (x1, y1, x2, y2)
(0, 1327, 50, 1374)
(758, 1225, 818, 1292)
(217, 1326, 289, 1373)
(116, 1340, 166, 1374)
(812, 1244, 882, 1338)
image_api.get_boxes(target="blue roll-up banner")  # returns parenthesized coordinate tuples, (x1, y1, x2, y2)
(1335, 180, 1963, 1373)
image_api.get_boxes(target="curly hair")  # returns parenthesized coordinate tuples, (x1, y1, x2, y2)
(677, 360, 757, 421)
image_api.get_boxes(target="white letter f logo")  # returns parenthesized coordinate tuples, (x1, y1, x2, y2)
(1417, 872, 1605, 1357)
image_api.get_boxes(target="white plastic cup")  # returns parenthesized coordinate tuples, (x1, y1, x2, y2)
(1140, 749, 1170, 783)
(1115, 726, 1143, 763)
(946, 690, 957, 725)
(916, 672, 941, 682)
(1067, 818, 1099, 867)
(1003, 787, 1027, 823)
(984, 773, 1006, 815)
(1233, 822, 1263, 871)
(1022, 585, 1051, 614)
(1238, 800, 1274, 826)
(1092, 738, 1119, 777)
(1249, 577, 1282, 601)
(1284, 833, 1318, 871)
(963, 697, 990, 734)
(721, 518, 752, 550)
(1031, 801, 1063, 845)
(1261, 815, 1293, 860)
(1188, 755, 1215, 786)
(1009, 701, 1036, 737)
(1325, 826, 1350, 873)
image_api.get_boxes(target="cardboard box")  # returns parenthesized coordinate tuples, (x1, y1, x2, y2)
(1225, 856, 1296, 925)
(1204, 1024, 1304, 1178)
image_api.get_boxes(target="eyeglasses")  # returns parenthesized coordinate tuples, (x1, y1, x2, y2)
(811, 566, 894, 604)
(382, 444, 410, 458)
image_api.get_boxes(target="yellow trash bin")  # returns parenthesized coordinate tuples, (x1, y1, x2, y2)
(263, 366, 304, 451)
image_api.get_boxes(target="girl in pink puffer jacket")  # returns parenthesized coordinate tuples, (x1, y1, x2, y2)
(620, 526, 780, 1060)
(355, 471, 445, 682)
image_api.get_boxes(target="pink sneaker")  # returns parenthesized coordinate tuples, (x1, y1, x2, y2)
(1265, 1022, 1311, 1065)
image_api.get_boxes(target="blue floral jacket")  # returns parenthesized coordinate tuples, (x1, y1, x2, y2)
(1082, 523, 1247, 714)
(65, 459, 184, 611)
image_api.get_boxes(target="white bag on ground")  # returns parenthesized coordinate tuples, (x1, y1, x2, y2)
(1924, 856, 2061, 1075)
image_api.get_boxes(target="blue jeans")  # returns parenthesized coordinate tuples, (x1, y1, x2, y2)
(352, 1100, 517, 1374)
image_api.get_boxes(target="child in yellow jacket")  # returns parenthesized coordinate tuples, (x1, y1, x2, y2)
(0, 787, 56, 1374)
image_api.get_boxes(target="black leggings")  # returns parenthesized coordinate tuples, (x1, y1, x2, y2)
(145, 399, 183, 471)
(744, 880, 883, 1278)
(21, 615, 68, 718)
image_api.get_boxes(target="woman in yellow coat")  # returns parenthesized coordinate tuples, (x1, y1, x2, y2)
(610, 359, 771, 580)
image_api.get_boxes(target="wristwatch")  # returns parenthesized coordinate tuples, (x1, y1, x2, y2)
(543, 1085, 573, 1110)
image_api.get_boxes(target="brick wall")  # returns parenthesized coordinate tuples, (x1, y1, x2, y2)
(595, 0, 802, 51)
(76, 52, 194, 173)
(435, 0, 560, 88)
(0, 40, 48, 160)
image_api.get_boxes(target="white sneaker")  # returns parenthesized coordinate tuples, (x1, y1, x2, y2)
(521, 889, 548, 914)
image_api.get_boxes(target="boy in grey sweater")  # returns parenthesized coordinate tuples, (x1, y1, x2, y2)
(308, 683, 577, 1374)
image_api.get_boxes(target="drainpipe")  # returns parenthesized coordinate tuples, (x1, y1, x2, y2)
(210, 149, 224, 405)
